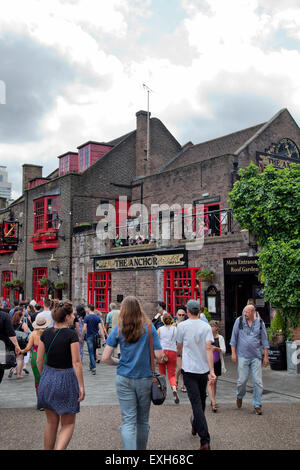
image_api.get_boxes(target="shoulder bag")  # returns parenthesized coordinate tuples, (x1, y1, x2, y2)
(44, 329, 62, 364)
(15, 324, 30, 350)
(147, 324, 167, 405)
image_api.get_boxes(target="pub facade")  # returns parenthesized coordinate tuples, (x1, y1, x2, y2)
(1, 107, 300, 345)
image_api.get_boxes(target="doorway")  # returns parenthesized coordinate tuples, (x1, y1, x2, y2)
(224, 274, 270, 349)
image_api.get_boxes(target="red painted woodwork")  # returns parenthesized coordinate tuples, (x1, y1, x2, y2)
(2, 271, 11, 307)
(88, 272, 112, 313)
(31, 196, 59, 250)
(164, 268, 201, 317)
(33, 268, 47, 306)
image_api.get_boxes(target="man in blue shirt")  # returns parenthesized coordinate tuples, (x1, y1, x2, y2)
(105, 303, 116, 335)
(81, 305, 105, 375)
(230, 304, 269, 415)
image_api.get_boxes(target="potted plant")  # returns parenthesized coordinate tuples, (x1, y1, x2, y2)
(267, 310, 287, 371)
(196, 269, 214, 283)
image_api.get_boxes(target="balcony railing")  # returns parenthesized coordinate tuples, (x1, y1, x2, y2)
(110, 208, 241, 249)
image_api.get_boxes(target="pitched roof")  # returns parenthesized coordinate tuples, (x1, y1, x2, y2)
(160, 122, 265, 172)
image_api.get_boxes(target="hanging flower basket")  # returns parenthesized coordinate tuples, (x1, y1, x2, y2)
(38, 277, 50, 287)
(54, 280, 68, 290)
(12, 279, 23, 288)
(196, 269, 214, 283)
(2, 281, 13, 288)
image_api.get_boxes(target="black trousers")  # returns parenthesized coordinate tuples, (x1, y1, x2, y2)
(0, 367, 4, 385)
(182, 370, 210, 446)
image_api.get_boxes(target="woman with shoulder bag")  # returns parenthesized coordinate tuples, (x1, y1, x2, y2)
(157, 313, 180, 404)
(102, 296, 163, 450)
(36, 301, 85, 450)
(9, 309, 29, 379)
(208, 321, 226, 412)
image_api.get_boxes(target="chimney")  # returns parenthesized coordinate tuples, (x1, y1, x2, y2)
(22, 164, 43, 193)
(0, 196, 7, 209)
(136, 110, 150, 177)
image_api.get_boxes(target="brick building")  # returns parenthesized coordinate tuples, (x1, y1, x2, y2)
(1, 107, 299, 345)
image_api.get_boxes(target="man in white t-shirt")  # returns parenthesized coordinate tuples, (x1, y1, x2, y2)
(176, 299, 216, 450)
(35, 299, 54, 328)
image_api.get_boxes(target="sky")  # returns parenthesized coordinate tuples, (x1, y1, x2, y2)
(1, 0, 300, 198)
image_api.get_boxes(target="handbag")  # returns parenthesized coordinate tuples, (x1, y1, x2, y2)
(147, 324, 167, 405)
(15, 327, 30, 350)
(93, 332, 101, 349)
(0, 339, 17, 369)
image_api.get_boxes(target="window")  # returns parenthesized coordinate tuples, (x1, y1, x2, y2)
(2, 271, 11, 307)
(80, 149, 85, 171)
(34, 196, 58, 233)
(164, 268, 201, 316)
(84, 147, 89, 168)
(79, 146, 90, 171)
(203, 203, 221, 237)
(33, 268, 47, 306)
(88, 272, 112, 312)
(60, 156, 69, 175)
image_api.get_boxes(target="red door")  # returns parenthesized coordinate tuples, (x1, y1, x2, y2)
(88, 272, 112, 313)
(2, 271, 11, 307)
(33, 268, 48, 306)
(164, 268, 201, 316)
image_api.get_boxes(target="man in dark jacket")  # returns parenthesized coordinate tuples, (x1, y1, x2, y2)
(0, 310, 20, 384)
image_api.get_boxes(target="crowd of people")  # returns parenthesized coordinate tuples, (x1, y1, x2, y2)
(0, 295, 269, 451)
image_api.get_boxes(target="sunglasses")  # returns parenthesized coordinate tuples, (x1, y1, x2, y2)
(178, 314, 185, 317)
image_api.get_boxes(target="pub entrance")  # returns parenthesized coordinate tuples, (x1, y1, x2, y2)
(224, 257, 270, 349)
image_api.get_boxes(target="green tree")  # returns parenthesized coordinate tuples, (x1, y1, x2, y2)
(229, 163, 300, 328)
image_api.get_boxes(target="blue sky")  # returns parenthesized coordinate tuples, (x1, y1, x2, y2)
(0, 0, 300, 197)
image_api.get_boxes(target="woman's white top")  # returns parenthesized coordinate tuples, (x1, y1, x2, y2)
(159, 325, 177, 352)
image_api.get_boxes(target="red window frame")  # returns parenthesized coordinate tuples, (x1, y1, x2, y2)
(164, 268, 201, 317)
(33, 268, 48, 306)
(2, 271, 11, 307)
(88, 272, 112, 313)
(34, 196, 58, 234)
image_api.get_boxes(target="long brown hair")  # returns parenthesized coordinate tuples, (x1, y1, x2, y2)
(118, 296, 150, 343)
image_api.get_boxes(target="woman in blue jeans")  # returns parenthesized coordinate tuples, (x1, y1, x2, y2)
(102, 296, 163, 450)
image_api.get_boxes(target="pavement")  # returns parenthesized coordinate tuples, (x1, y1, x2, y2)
(0, 349, 299, 451)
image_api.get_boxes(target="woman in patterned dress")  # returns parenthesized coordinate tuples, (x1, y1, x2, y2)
(20, 315, 51, 398)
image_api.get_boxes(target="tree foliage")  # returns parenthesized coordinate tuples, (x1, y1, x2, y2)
(229, 163, 300, 328)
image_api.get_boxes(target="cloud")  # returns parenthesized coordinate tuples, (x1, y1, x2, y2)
(0, 33, 77, 143)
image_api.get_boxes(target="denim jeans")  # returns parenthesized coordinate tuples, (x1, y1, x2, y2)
(116, 374, 152, 450)
(237, 357, 263, 408)
(86, 336, 96, 371)
(182, 371, 210, 446)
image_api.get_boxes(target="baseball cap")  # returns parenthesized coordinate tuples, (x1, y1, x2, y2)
(186, 299, 200, 313)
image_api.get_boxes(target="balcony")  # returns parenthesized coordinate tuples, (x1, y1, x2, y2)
(108, 208, 241, 253)
(30, 231, 58, 250)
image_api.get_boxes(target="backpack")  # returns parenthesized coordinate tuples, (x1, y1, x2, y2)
(152, 315, 164, 330)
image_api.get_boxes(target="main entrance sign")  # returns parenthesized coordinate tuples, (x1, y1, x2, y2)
(224, 257, 259, 275)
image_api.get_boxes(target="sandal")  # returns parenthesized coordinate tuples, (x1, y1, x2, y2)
(211, 403, 218, 413)
(181, 386, 187, 393)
